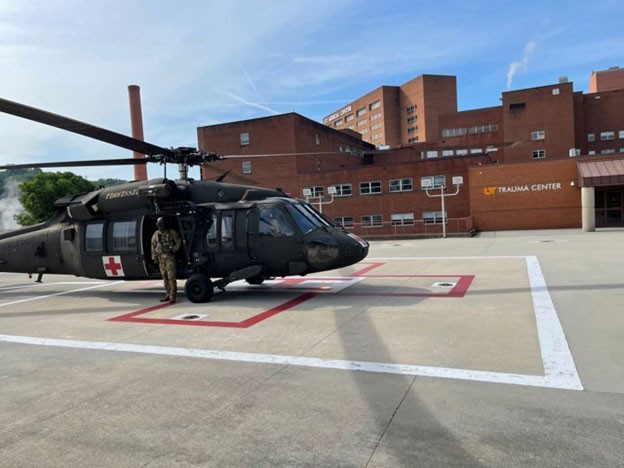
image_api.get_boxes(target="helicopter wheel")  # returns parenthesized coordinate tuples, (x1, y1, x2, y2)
(185, 273, 214, 303)
(245, 274, 265, 285)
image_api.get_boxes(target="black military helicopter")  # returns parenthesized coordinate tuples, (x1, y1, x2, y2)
(0, 97, 369, 302)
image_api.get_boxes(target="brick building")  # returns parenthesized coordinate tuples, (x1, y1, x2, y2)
(321, 75, 457, 147)
(197, 67, 624, 235)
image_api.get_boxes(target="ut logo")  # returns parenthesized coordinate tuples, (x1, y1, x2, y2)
(483, 187, 497, 196)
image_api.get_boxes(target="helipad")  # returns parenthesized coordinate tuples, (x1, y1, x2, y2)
(0, 255, 580, 390)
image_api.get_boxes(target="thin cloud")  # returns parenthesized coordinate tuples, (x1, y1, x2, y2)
(507, 41, 538, 89)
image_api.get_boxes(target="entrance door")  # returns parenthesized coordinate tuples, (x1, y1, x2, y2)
(595, 187, 624, 227)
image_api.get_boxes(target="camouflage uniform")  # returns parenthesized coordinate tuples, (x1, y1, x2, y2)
(151, 228, 182, 302)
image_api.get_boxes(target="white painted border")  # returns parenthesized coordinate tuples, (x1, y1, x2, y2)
(0, 257, 583, 390)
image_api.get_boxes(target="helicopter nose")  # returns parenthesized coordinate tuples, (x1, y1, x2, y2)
(343, 232, 369, 264)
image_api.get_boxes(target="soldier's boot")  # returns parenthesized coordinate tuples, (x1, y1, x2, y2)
(160, 295, 170, 302)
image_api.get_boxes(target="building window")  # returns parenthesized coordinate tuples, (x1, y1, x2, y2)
(334, 216, 354, 228)
(531, 130, 546, 140)
(619, 130, 624, 139)
(601, 149, 616, 154)
(304, 186, 324, 197)
(356, 107, 367, 117)
(345, 114, 354, 122)
(421, 175, 446, 189)
(407, 126, 418, 134)
(406, 104, 416, 114)
(362, 214, 383, 228)
(334, 183, 352, 197)
(509, 102, 526, 110)
(370, 112, 382, 121)
(588, 151, 596, 155)
(456, 149, 468, 156)
(391, 213, 414, 226)
(347, 125, 355, 130)
(601, 131, 615, 141)
(371, 132, 383, 140)
(442, 150, 454, 157)
(360, 181, 382, 195)
(425, 150, 438, 159)
(369, 100, 381, 110)
(112, 221, 137, 252)
(389, 178, 413, 192)
(470, 148, 482, 154)
(552, 88, 560, 95)
(242, 161, 252, 174)
(240, 132, 250, 146)
(357, 119, 368, 127)
(334, 119, 343, 127)
(408, 137, 418, 143)
(588, 133, 595, 142)
(315, 134, 321, 145)
(407, 115, 418, 123)
(532, 149, 546, 159)
(371, 122, 382, 131)
(423, 211, 446, 224)
(85, 222, 104, 252)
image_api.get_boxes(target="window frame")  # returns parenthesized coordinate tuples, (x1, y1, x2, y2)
(389, 178, 413, 193)
(359, 181, 382, 195)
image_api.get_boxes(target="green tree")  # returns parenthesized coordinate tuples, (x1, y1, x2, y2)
(15, 172, 95, 226)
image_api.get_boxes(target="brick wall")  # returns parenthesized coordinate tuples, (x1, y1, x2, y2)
(469, 159, 581, 231)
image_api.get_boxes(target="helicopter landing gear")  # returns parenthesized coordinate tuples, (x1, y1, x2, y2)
(245, 274, 265, 285)
(184, 273, 214, 303)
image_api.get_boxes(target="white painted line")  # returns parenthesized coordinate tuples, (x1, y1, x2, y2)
(367, 256, 526, 260)
(0, 334, 579, 390)
(525, 256, 583, 390)
(0, 284, 47, 292)
(0, 282, 116, 308)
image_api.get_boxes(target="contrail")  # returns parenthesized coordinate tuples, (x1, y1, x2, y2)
(507, 40, 537, 89)
(223, 90, 280, 115)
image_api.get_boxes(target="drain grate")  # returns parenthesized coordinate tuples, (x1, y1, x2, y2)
(171, 313, 209, 321)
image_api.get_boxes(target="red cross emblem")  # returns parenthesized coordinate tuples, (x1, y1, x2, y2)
(102, 256, 125, 277)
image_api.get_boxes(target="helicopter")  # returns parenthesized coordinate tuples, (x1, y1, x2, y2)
(0, 97, 370, 302)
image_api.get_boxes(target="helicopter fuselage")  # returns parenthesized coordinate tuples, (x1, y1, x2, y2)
(0, 178, 369, 301)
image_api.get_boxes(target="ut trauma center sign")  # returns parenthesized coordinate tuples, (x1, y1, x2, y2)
(483, 182, 562, 196)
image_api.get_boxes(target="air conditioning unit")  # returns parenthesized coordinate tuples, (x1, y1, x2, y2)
(569, 148, 581, 157)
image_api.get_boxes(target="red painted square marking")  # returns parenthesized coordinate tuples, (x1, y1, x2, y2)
(108, 262, 474, 328)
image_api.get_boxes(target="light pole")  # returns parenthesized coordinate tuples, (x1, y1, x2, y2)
(423, 176, 464, 238)
(302, 186, 337, 213)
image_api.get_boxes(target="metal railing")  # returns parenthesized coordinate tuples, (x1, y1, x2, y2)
(342, 217, 475, 238)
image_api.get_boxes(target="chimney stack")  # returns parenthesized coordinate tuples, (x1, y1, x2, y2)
(128, 85, 148, 181)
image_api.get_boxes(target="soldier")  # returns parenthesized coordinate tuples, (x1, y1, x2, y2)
(151, 217, 182, 303)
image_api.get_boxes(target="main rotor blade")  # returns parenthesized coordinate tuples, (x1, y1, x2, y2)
(0, 158, 148, 171)
(0, 97, 173, 156)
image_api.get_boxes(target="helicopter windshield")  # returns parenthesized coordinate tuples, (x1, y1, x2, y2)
(284, 203, 322, 234)
(297, 202, 332, 227)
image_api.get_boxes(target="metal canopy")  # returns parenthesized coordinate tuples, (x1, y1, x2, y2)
(577, 158, 624, 187)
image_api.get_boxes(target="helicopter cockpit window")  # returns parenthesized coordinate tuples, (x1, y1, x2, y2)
(85, 222, 104, 252)
(284, 204, 317, 234)
(112, 221, 137, 252)
(259, 207, 295, 237)
(298, 202, 332, 227)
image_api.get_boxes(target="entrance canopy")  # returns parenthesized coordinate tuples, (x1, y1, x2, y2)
(577, 158, 624, 187)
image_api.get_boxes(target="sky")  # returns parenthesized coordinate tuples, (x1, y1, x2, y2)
(0, 0, 623, 181)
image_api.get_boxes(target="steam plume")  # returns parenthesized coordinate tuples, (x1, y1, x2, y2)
(0, 180, 23, 232)
(507, 41, 537, 89)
